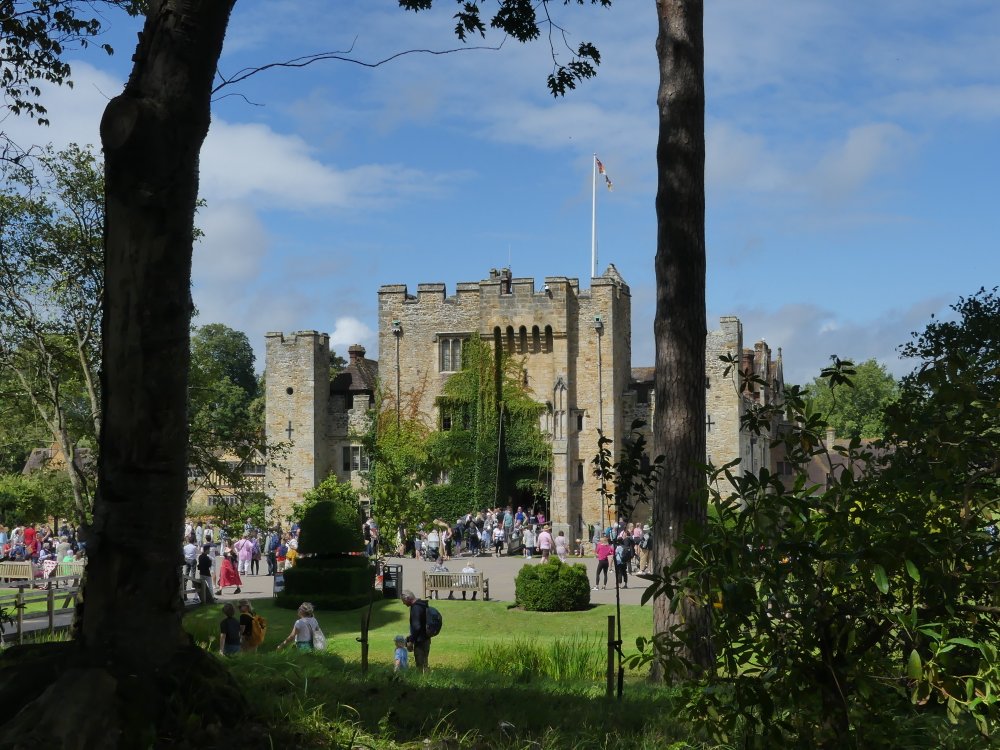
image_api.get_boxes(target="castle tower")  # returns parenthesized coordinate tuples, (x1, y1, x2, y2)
(264, 331, 331, 518)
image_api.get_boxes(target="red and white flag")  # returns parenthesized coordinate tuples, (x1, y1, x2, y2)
(596, 157, 613, 191)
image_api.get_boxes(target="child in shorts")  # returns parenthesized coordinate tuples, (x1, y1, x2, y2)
(394, 635, 409, 671)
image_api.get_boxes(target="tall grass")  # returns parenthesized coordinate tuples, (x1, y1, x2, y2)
(468, 634, 604, 683)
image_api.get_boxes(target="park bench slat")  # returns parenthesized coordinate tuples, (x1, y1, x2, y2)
(422, 571, 489, 600)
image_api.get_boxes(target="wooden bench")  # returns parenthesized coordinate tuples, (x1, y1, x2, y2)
(0, 561, 35, 584)
(423, 571, 489, 601)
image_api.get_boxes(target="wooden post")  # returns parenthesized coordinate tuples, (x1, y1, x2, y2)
(47, 587, 54, 634)
(606, 614, 615, 697)
(360, 610, 371, 674)
(16, 587, 24, 646)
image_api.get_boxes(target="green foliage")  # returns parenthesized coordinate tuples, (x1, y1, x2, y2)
(0, 1, 142, 124)
(592, 419, 663, 523)
(362, 388, 433, 536)
(430, 334, 550, 515)
(280, 490, 374, 611)
(398, 0, 611, 97)
(639, 290, 1000, 747)
(0, 470, 73, 524)
(297, 480, 364, 555)
(0, 144, 104, 521)
(469, 634, 605, 683)
(514, 558, 590, 612)
(804, 357, 898, 439)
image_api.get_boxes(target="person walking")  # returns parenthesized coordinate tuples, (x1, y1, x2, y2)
(218, 603, 241, 656)
(554, 530, 569, 562)
(197, 545, 215, 603)
(277, 602, 322, 652)
(234, 533, 253, 576)
(638, 524, 652, 574)
(182, 535, 198, 581)
(594, 535, 613, 590)
(537, 525, 554, 562)
(401, 590, 432, 672)
(217, 545, 242, 596)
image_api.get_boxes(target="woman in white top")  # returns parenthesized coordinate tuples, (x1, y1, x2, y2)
(277, 602, 322, 652)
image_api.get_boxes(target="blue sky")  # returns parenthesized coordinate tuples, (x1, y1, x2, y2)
(9, 0, 999, 384)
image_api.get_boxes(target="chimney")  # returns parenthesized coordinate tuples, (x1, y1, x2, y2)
(348, 344, 365, 364)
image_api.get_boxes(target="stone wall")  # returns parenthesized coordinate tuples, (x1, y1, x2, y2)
(264, 331, 331, 519)
(378, 268, 631, 534)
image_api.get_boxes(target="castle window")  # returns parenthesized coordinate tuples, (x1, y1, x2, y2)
(576, 413, 584, 432)
(506, 326, 515, 354)
(439, 337, 462, 372)
(544, 325, 553, 353)
(342, 445, 369, 472)
(532, 326, 540, 353)
(519, 326, 527, 353)
(576, 461, 585, 482)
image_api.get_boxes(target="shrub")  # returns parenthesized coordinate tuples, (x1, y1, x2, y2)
(279, 490, 375, 610)
(514, 558, 590, 611)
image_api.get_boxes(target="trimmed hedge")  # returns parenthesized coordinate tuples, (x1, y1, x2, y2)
(279, 499, 375, 610)
(514, 558, 591, 611)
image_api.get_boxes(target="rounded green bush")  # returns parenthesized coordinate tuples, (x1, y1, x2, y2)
(514, 558, 591, 611)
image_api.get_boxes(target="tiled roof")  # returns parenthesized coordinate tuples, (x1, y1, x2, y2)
(631, 367, 655, 384)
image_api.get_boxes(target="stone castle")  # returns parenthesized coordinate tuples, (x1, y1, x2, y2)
(265, 267, 785, 532)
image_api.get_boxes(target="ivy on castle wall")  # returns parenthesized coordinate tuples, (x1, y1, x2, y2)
(426, 335, 551, 519)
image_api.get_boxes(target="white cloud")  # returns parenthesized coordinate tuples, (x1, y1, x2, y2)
(811, 123, 912, 198)
(193, 202, 269, 283)
(330, 317, 375, 350)
(728, 297, 952, 385)
(198, 119, 462, 212)
(1, 61, 119, 152)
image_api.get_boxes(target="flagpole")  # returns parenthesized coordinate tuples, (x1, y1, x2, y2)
(591, 153, 597, 279)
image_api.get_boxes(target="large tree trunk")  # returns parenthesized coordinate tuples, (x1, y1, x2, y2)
(0, 2, 245, 746)
(650, 0, 713, 677)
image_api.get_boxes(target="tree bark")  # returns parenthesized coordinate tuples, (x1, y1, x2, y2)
(650, 0, 713, 676)
(0, 2, 244, 746)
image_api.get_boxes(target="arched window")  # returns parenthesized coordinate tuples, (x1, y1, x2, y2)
(531, 326, 541, 353)
(519, 326, 527, 354)
(506, 326, 515, 354)
(493, 326, 502, 353)
(544, 325, 553, 353)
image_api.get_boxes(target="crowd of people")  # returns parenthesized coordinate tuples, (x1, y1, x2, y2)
(0, 522, 88, 581)
(182, 520, 303, 598)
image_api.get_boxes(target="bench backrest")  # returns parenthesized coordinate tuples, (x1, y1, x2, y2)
(423, 571, 482, 587)
(0, 561, 34, 578)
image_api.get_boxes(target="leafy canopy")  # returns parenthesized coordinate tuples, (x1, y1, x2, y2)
(805, 357, 897, 439)
(639, 289, 1000, 747)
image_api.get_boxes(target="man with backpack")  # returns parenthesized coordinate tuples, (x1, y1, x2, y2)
(638, 524, 652, 573)
(402, 589, 441, 672)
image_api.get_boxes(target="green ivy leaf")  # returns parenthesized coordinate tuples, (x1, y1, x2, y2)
(907, 649, 922, 679)
(905, 559, 920, 583)
(873, 564, 889, 594)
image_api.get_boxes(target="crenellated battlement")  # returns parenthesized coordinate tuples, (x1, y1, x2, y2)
(377, 267, 628, 306)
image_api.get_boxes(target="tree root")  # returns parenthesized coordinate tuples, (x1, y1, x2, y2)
(0, 642, 266, 749)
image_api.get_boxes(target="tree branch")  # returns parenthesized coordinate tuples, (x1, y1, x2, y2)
(212, 38, 505, 96)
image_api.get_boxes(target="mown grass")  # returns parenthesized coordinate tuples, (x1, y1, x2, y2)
(183, 596, 652, 671)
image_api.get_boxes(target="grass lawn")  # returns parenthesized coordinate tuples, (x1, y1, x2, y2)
(183, 596, 693, 749)
(183, 595, 653, 669)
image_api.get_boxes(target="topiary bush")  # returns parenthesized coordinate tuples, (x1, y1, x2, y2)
(514, 558, 591, 611)
(278, 488, 376, 611)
